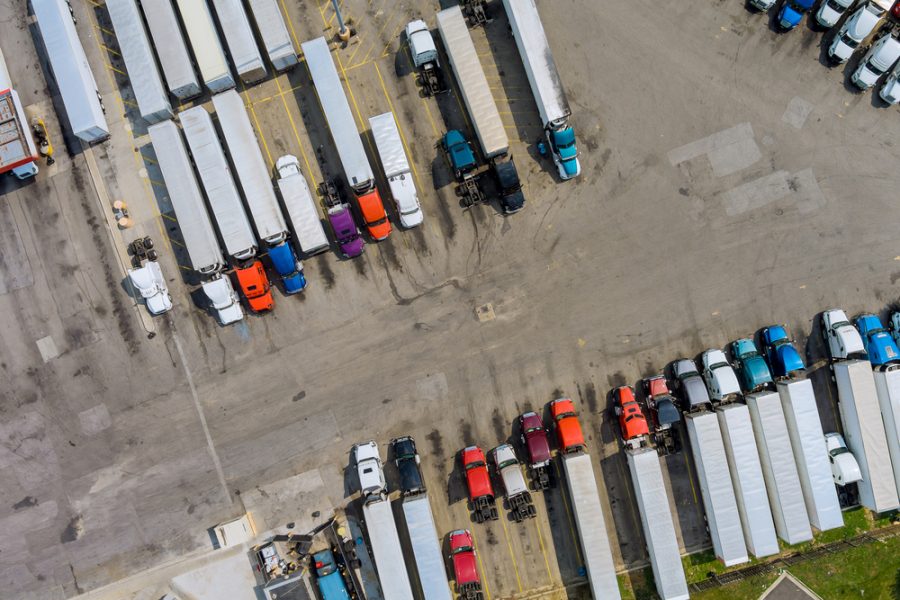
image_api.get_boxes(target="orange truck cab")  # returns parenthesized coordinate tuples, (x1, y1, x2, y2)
(357, 188, 392, 241)
(234, 260, 274, 312)
(549, 398, 586, 454)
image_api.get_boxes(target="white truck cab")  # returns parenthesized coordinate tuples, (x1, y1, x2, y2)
(201, 276, 243, 325)
(491, 444, 536, 521)
(852, 33, 900, 89)
(824, 432, 863, 485)
(354, 441, 386, 497)
(701, 349, 741, 401)
(829, 3, 882, 63)
(127, 261, 173, 315)
(749, 0, 777, 12)
(407, 19, 438, 69)
(822, 308, 866, 360)
(879, 59, 900, 104)
(817, 0, 855, 28)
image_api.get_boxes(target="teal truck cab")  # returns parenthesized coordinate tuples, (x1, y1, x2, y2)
(731, 338, 773, 392)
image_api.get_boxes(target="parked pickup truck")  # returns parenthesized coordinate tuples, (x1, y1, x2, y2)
(761, 325, 805, 378)
(855, 313, 900, 366)
(731, 338, 773, 392)
(449, 529, 483, 600)
(822, 308, 866, 360)
(128, 261, 172, 315)
(312, 548, 352, 600)
(491, 444, 536, 521)
(519, 411, 551, 489)
(462, 446, 498, 522)
(613, 386, 650, 449)
(643, 375, 680, 454)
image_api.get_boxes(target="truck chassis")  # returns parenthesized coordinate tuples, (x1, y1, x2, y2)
(507, 491, 537, 522)
(461, 0, 491, 27)
(471, 495, 498, 523)
(459, 581, 484, 600)
(529, 465, 551, 490)
(417, 64, 446, 97)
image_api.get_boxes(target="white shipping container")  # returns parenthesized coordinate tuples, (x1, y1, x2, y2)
(179, 106, 257, 261)
(106, 0, 173, 123)
(716, 403, 779, 558)
(626, 448, 689, 600)
(872, 366, 900, 496)
(834, 360, 900, 512)
(32, 0, 109, 142)
(246, 0, 297, 71)
(140, 0, 202, 100)
(212, 90, 287, 245)
(401, 494, 453, 600)
(275, 159, 330, 256)
(777, 379, 843, 531)
(148, 120, 224, 275)
(685, 411, 748, 566)
(746, 392, 812, 544)
(436, 6, 509, 159)
(362, 496, 414, 600)
(209, 0, 267, 83)
(174, 0, 234, 92)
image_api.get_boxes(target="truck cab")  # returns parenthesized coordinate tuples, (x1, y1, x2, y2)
(493, 156, 525, 214)
(731, 338, 773, 392)
(312, 549, 352, 600)
(323, 179, 365, 259)
(406, 20, 445, 95)
(613, 386, 650, 448)
(879, 59, 900, 104)
(643, 375, 681, 454)
(854, 313, 900, 366)
(234, 260, 274, 312)
(461, 446, 498, 522)
(201, 275, 243, 325)
(127, 261, 173, 315)
(353, 440, 386, 497)
(851, 33, 900, 89)
(267, 241, 307, 294)
(673, 358, 712, 411)
(491, 444, 536, 521)
(443, 129, 478, 178)
(779, 0, 815, 30)
(548, 126, 580, 179)
(824, 432, 863, 485)
(549, 397, 586, 453)
(829, 3, 882, 63)
(356, 188, 391, 241)
(701, 349, 741, 401)
(390, 436, 424, 496)
(519, 411, 551, 489)
(449, 529, 483, 600)
(822, 308, 866, 360)
(817, 0, 855, 28)
(761, 325, 806, 378)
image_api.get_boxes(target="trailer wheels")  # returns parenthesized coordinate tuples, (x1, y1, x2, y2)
(490, 507, 498, 520)
(527, 505, 537, 518)
(474, 510, 484, 524)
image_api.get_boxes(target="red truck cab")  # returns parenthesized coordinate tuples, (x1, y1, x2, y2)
(519, 411, 552, 489)
(449, 529, 483, 599)
(549, 398, 586, 453)
(357, 189, 392, 241)
(614, 386, 649, 446)
(234, 260, 274, 312)
(461, 446, 497, 522)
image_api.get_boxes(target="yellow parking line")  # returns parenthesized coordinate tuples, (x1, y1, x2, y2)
(160, 213, 178, 223)
(343, 59, 376, 73)
(553, 459, 583, 565)
(496, 506, 524, 592)
(100, 44, 121, 57)
(374, 63, 421, 191)
(357, 1, 393, 66)
(682, 447, 699, 504)
(400, 45, 440, 137)
(278, 0, 301, 50)
(378, 20, 406, 59)
(533, 516, 555, 585)
(167, 237, 185, 249)
(239, 82, 274, 168)
(108, 65, 127, 77)
(468, 530, 493, 600)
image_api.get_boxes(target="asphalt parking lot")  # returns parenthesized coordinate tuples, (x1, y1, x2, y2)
(2, 0, 900, 598)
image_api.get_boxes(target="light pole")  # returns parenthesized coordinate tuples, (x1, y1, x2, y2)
(331, 0, 351, 42)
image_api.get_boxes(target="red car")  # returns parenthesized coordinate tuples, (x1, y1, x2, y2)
(461, 446, 498, 522)
(234, 260, 274, 312)
(449, 529, 483, 600)
(518, 411, 551, 489)
(613, 386, 649, 447)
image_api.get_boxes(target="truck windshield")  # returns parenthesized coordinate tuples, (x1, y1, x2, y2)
(465, 460, 485, 470)
(452, 545, 473, 554)
(499, 459, 518, 470)
(831, 446, 849, 456)
(869, 63, 888, 76)
(842, 37, 859, 49)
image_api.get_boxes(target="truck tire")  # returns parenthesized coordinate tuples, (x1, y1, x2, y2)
(474, 510, 484, 524)
(524, 491, 532, 504)
(490, 507, 498, 520)
(528, 505, 537, 518)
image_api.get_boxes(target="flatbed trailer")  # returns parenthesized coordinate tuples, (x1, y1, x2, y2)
(0, 90, 39, 178)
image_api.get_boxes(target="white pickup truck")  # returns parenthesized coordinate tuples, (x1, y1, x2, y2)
(491, 444, 536, 522)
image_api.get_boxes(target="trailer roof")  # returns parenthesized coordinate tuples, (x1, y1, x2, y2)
(300, 37, 373, 189)
(402, 495, 453, 600)
(0, 91, 37, 173)
(362, 498, 414, 600)
(246, 0, 296, 67)
(369, 112, 409, 178)
(174, 0, 231, 83)
(140, 0, 201, 99)
(436, 7, 509, 158)
(209, 0, 266, 79)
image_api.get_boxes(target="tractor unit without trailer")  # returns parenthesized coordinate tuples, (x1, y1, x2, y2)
(518, 411, 552, 489)
(501, 0, 581, 179)
(406, 20, 447, 96)
(642, 375, 681, 454)
(449, 529, 483, 600)
(437, 6, 525, 214)
(461, 446, 498, 522)
(491, 444, 536, 521)
(549, 398, 621, 599)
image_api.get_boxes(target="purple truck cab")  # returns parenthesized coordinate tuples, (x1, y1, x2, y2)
(327, 203, 365, 258)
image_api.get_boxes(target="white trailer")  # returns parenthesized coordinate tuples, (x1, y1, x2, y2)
(148, 120, 224, 275)
(180, 105, 257, 261)
(174, 0, 234, 92)
(140, 0, 201, 100)
(106, 0, 173, 123)
(369, 112, 423, 228)
(436, 6, 508, 159)
(716, 403, 779, 558)
(362, 495, 414, 600)
(212, 90, 287, 246)
(0, 90, 39, 179)
(275, 155, 329, 256)
(625, 447, 689, 600)
(500, 0, 580, 179)
(777, 379, 843, 531)
(401, 493, 452, 600)
(872, 365, 900, 496)
(746, 392, 812, 545)
(246, 0, 297, 71)
(33, 0, 109, 142)
(834, 360, 900, 512)
(559, 451, 620, 600)
(685, 411, 748, 566)
(209, 0, 267, 83)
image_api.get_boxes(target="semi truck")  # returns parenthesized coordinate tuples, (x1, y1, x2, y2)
(301, 37, 391, 240)
(625, 447, 689, 600)
(211, 90, 288, 247)
(128, 260, 173, 315)
(406, 20, 446, 96)
(834, 360, 900, 512)
(715, 403, 779, 558)
(549, 398, 620, 599)
(461, 446, 498, 522)
(179, 105, 258, 262)
(174, 0, 235, 92)
(776, 379, 844, 530)
(361, 494, 414, 600)
(246, 0, 297, 71)
(33, 0, 109, 142)
(321, 179, 364, 258)
(106, 0, 173, 123)
(872, 364, 900, 496)
(369, 112, 423, 228)
(148, 120, 225, 275)
(200, 275, 244, 325)
(501, 0, 580, 180)
(746, 392, 813, 544)
(685, 411, 749, 566)
(491, 444, 537, 522)
(436, 6, 525, 214)
(140, 0, 201, 100)
(401, 493, 452, 600)
(275, 155, 330, 256)
(209, 0, 267, 84)
(0, 89, 39, 179)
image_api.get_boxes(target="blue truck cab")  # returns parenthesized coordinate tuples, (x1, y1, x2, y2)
(268, 241, 307, 294)
(312, 549, 352, 600)
(854, 314, 900, 366)
(731, 338, 773, 392)
(761, 325, 805, 378)
(779, 0, 815, 30)
(549, 127, 580, 179)
(442, 130, 477, 179)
